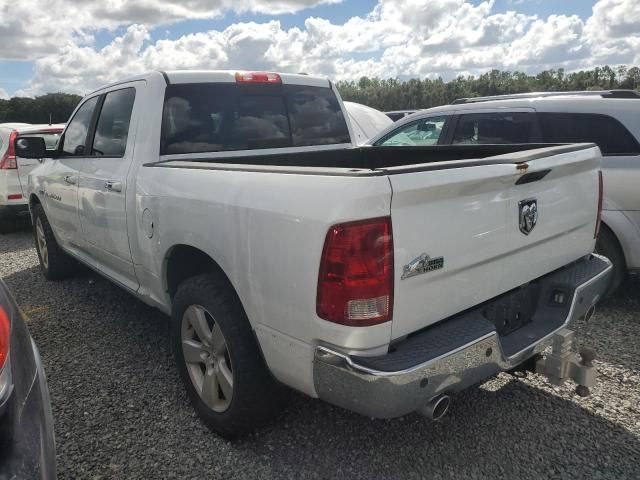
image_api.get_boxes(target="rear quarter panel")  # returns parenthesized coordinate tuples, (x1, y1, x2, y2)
(134, 166, 393, 395)
(136, 166, 394, 350)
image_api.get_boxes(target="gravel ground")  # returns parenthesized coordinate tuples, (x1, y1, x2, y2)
(1, 228, 639, 479)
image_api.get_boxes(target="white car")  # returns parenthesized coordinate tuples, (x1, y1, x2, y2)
(18, 71, 610, 438)
(343, 101, 392, 144)
(0, 124, 64, 232)
(369, 90, 640, 295)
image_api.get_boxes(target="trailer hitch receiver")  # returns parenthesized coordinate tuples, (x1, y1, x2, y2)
(535, 328, 597, 396)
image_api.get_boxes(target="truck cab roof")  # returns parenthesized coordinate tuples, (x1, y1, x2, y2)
(86, 70, 331, 96)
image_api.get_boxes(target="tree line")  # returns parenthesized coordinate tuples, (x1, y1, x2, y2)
(0, 65, 638, 123)
(0, 93, 82, 124)
(336, 65, 640, 111)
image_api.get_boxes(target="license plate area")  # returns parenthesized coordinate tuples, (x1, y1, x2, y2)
(482, 283, 540, 336)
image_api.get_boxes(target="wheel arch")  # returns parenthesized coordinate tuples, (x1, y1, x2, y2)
(29, 193, 41, 206)
(29, 193, 42, 217)
(599, 212, 632, 270)
(163, 244, 243, 308)
(599, 221, 627, 265)
(163, 243, 269, 363)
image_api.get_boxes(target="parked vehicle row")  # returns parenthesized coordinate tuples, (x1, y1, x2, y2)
(0, 124, 64, 233)
(370, 90, 640, 295)
(14, 70, 611, 440)
(343, 101, 392, 144)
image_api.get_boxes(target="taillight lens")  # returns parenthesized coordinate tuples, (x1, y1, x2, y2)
(0, 131, 18, 170)
(595, 170, 603, 239)
(235, 71, 282, 84)
(0, 306, 9, 370)
(316, 217, 394, 326)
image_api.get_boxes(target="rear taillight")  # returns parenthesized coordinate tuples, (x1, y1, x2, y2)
(316, 217, 394, 326)
(0, 306, 9, 370)
(595, 170, 603, 239)
(0, 131, 18, 170)
(235, 71, 282, 84)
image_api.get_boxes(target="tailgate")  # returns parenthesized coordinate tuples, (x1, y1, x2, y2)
(386, 145, 601, 340)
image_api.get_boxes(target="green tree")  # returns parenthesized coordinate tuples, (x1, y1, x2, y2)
(0, 93, 82, 124)
(336, 65, 640, 111)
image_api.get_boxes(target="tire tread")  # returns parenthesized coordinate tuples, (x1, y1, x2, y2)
(32, 203, 79, 280)
(596, 225, 625, 297)
(171, 273, 287, 439)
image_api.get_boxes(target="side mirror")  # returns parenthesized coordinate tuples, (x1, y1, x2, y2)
(14, 136, 47, 159)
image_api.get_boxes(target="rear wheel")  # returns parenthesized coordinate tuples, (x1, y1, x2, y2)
(595, 225, 625, 298)
(171, 274, 287, 439)
(32, 204, 79, 280)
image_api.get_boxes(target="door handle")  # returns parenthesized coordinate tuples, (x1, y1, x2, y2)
(63, 175, 77, 185)
(104, 180, 123, 192)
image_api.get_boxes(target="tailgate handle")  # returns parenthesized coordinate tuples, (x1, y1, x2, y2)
(515, 169, 551, 185)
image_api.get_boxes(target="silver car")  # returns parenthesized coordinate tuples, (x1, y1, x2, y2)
(369, 90, 640, 295)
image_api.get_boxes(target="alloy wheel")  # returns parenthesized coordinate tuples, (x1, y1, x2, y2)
(181, 304, 233, 412)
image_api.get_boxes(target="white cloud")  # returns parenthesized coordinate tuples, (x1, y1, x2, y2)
(0, 0, 342, 60)
(10, 0, 640, 96)
(507, 14, 586, 67)
(584, 0, 640, 65)
(0, 88, 8, 100)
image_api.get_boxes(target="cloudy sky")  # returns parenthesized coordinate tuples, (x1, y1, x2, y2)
(0, 0, 638, 98)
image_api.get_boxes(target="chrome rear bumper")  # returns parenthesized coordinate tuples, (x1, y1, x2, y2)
(313, 254, 612, 419)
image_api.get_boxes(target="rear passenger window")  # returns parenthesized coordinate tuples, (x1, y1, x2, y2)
(452, 112, 537, 144)
(538, 113, 640, 156)
(161, 83, 350, 155)
(92, 88, 136, 157)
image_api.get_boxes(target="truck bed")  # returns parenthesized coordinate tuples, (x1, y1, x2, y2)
(148, 143, 595, 175)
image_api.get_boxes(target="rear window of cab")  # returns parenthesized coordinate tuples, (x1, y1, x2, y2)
(160, 83, 351, 155)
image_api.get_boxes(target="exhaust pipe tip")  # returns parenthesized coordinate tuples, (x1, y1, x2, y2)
(419, 394, 450, 421)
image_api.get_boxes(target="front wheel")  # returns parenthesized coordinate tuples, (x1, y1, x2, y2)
(171, 274, 287, 439)
(32, 204, 79, 280)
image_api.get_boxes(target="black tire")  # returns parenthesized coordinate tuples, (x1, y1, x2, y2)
(32, 203, 79, 280)
(595, 225, 625, 298)
(171, 273, 287, 439)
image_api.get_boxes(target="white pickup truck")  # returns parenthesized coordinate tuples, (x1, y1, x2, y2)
(17, 71, 612, 438)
